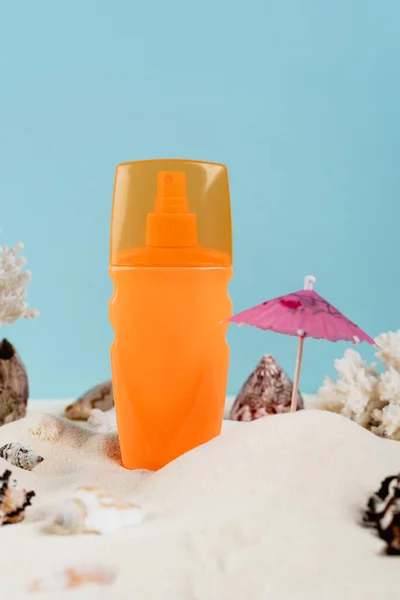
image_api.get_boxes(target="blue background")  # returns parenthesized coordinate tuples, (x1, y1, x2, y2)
(0, 1, 398, 399)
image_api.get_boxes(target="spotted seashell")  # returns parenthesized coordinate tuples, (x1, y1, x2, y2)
(48, 486, 144, 535)
(30, 565, 115, 593)
(0, 339, 29, 426)
(0, 469, 35, 525)
(230, 354, 304, 421)
(0, 443, 44, 471)
(65, 380, 113, 421)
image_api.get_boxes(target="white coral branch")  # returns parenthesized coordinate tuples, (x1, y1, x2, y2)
(375, 330, 400, 372)
(371, 404, 400, 439)
(378, 367, 400, 405)
(317, 330, 400, 440)
(0, 236, 39, 327)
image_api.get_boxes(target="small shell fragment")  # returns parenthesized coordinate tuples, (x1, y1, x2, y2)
(0, 469, 35, 525)
(48, 486, 144, 535)
(65, 380, 113, 421)
(30, 565, 115, 593)
(0, 443, 44, 471)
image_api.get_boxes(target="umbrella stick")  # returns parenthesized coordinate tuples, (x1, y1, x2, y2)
(291, 336, 305, 413)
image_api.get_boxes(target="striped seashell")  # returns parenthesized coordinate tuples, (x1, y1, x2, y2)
(0, 443, 44, 471)
(0, 469, 35, 525)
(65, 380, 113, 421)
(30, 565, 115, 593)
(48, 486, 144, 535)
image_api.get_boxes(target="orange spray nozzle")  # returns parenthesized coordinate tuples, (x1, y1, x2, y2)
(146, 171, 197, 248)
(155, 172, 188, 214)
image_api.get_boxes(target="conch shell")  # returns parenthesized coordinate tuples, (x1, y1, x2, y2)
(0, 443, 44, 471)
(230, 355, 304, 421)
(0, 469, 35, 525)
(48, 486, 144, 535)
(30, 565, 115, 593)
(0, 339, 29, 426)
(65, 380, 113, 420)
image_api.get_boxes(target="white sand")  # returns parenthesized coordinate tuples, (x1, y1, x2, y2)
(0, 399, 399, 599)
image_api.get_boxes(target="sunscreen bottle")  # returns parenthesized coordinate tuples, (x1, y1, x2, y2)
(109, 159, 232, 470)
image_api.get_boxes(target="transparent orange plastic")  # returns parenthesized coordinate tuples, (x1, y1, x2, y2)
(109, 159, 232, 470)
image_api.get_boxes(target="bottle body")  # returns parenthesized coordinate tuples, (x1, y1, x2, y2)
(109, 265, 232, 470)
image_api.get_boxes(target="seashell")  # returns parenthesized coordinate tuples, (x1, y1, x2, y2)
(230, 354, 304, 421)
(0, 339, 29, 426)
(48, 486, 144, 535)
(65, 380, 113, 421)
(0, 469, 35, 525)
(30, 564, 115, 593)
(0, 443, 43, 471)
(363, 473, 400, 555)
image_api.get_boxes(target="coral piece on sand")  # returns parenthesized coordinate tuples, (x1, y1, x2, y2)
(29, 416, 64, 442)
(30, 565, 115, 593)
(363, 474, 400, 555)
(47, 486, 144, 535)
(0, 339, 29, 426)
(230, 355, 304, 421)
(317, 330, 400, 440)
(65, 380, 114, 421)
(0, 443, 43, 471)
(0, 469, 35, 525)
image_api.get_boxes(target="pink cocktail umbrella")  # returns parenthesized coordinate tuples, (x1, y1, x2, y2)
(229, 275, 374, 413)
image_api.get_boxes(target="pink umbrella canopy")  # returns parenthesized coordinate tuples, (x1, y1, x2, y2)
(229, 275, 374, 344)
(229, 275, 374, 412)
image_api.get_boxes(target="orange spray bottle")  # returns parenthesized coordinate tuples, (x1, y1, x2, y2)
(109, 159, 233, 470)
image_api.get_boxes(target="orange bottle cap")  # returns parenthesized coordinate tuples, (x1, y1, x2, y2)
(110, 159, 232, 267)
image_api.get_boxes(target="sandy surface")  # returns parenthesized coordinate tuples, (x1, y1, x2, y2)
(0, 399, 398, 599)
